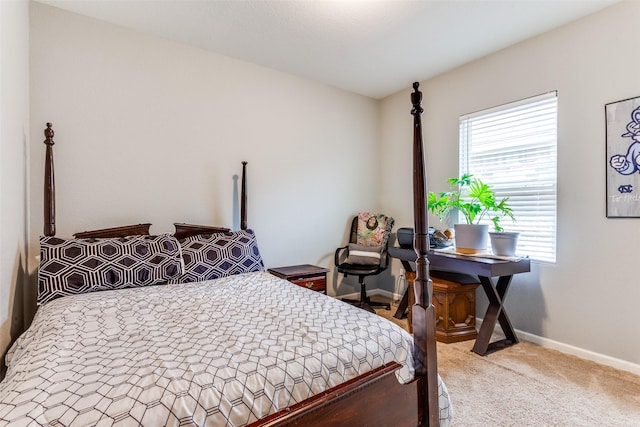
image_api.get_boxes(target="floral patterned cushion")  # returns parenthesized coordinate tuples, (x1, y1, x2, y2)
(356, 212, 394, 248)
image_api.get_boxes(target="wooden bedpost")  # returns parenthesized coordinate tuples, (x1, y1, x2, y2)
(241, 161, 248, 230)
(44, 123, 56, 236)
(410, 83, 439, 426)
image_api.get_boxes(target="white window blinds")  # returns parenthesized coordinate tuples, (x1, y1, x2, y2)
(459, 92, 557, 263)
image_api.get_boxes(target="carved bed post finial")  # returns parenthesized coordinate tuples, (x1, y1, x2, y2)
(410, 82, 440, 426)
(241, 161, 248, 230)
(44, 122, 54, 143)
(44, 123, 56, 236)
(411, 82, 423, 115)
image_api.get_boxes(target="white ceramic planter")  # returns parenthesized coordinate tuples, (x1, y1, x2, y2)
(489, 231, 520, 257)
(454, 224, 489, 254)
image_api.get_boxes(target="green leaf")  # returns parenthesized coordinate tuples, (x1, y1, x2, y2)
(427, 174, 516, 231)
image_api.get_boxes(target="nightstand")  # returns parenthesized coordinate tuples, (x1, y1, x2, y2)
(268, 264, 329, 294)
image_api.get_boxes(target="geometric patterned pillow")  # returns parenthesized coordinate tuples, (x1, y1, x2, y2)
(38, 234, 184, 305)
(168, 229, 265, 284)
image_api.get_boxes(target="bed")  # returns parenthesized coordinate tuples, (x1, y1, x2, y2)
(0, 83, 450, 426)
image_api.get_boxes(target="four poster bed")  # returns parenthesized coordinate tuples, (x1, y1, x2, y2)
(0, 83, 450, 426)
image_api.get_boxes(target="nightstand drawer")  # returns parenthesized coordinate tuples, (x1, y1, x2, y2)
(290, 275, 326, 292)
(267, 264, 329, 294)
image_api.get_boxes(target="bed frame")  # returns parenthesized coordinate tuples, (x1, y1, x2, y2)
(40, 82, 440, 426)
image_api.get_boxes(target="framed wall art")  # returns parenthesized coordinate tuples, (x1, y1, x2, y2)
(605, 95, 640, 218)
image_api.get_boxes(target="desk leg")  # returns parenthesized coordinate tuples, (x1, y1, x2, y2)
(393, 290, 409, 319)
(392, 261, 415, 320)
(472, 275, 518, 356)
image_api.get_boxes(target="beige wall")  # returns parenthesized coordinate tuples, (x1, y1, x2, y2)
(380, 0, 640, 370)
(0, 0, 30, 375)
(28, 3, 381, 319)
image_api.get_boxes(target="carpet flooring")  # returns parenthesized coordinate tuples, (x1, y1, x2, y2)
(373, 297, 640, 426)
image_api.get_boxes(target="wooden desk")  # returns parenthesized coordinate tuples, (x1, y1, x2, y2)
(388, 247, 531, 355)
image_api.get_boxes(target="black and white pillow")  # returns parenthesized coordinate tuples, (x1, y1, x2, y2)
(169, 229, 265, 284)
(345, 243, 382, 266)
(38, 234, 184, 305)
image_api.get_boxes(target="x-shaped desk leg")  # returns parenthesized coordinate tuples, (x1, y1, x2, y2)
(392, 260, 415, 320)
(472, 275, 518, 356)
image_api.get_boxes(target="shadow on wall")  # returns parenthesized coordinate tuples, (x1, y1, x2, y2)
(1, 254, 36, 380)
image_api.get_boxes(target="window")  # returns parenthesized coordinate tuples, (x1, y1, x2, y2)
(459, 92, 557, 263)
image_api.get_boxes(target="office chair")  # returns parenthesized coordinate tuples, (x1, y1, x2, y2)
(334, 212, 394, 313)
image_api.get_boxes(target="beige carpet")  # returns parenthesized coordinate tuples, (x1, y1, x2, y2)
(373, 297, 640, 426)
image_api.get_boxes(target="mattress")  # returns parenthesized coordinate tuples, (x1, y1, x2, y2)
(0, 271, 451, 426)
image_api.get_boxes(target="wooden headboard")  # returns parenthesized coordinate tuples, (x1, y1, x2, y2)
(42, 123, 246, 238)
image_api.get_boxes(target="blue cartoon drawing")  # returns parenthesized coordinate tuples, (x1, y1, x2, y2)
(618, 184, 633, 193)
(609, 105, 640, 176)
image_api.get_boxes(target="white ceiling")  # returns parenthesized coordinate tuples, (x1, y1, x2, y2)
(39, 0, 619, 99)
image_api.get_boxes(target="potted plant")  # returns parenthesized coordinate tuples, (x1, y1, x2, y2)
(427, 174, 517, 255)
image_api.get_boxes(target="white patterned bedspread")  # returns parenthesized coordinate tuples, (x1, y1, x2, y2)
(0, 271, 452, 426)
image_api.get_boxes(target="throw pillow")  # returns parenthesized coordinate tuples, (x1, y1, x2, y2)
(169, 229, 265, 284)
(38, 234, 184, 305)
(345, 243, 382, 266)
(356, 212, 394, 248)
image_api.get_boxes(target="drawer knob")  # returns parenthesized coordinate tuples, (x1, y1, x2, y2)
(305, 283, 314, 288)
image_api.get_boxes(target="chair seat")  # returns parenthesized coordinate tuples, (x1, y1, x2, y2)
(336, 263, 384, 276)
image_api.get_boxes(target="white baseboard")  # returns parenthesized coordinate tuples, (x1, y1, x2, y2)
(339, 289, 640, 376)
(482, 318, 640, 376)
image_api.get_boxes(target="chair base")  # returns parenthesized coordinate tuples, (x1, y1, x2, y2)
(342, 297, 391, 313)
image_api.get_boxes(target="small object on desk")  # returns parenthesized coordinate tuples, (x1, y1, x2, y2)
(396, 227, 414, 248)
(430, 227, 453, 248)
(267, 264, 329, 294)
(395, 227, 453, 250)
